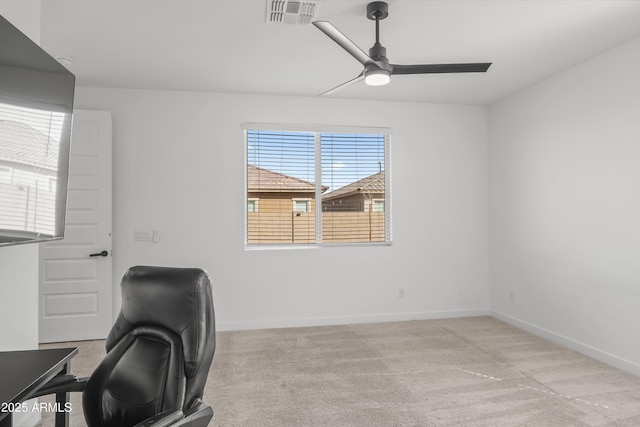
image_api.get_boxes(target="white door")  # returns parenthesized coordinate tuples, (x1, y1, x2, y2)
(39, 110, 113, 343)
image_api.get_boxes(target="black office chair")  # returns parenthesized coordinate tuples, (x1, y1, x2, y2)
(36, 266, 216, 426)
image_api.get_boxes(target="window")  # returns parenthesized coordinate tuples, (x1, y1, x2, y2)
(247, 199, 258, 213)
(0, 166, 12, 183)
(245, 125, 391, 246)
(293, 199, 310, 213)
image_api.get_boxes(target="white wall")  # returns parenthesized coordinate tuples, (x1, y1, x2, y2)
(489, 35, 640, 374)
(74, 89, 490, 330)
(0, 243, 39, 350)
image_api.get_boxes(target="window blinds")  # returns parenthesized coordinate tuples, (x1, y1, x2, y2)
(247, 130, 316, 244)
(320, 132, 387, 244)
(246, 127, 390, 246)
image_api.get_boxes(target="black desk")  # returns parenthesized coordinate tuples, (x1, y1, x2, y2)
(0, 348, 77, 427)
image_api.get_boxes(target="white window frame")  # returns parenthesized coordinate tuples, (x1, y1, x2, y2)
(244, 123, 392, 248)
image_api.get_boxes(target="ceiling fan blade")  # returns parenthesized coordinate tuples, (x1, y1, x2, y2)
(391, 63, 492, 75)
(320, 73, 364, 96)
(313, 21, 376, 67)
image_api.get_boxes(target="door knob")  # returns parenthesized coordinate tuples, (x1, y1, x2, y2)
(89, 250, 109, 257)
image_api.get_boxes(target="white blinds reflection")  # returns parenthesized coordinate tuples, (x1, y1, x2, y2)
(0, 102, 66, 236)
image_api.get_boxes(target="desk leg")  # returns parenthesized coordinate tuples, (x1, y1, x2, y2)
(54, 362, 71, 427)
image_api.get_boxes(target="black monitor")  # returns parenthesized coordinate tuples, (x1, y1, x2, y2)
(0, 14, 75, 247)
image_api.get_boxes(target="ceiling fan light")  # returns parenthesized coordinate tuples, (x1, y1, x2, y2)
(364, 69, 390, 86)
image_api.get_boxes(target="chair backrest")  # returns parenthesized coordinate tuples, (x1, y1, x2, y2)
(83, 266, 216, 426)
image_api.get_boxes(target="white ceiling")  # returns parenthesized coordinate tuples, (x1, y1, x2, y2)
(39, 0, 640, 105)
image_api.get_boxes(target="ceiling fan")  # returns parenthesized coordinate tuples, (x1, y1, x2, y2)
(313, 1, 492, 95)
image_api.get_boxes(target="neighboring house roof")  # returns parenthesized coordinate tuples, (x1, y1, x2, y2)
(323, 171, 385, 201)
(248, 165, 328, 193)
(0, 119, 59, 170)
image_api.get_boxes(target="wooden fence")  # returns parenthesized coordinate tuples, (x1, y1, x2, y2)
(247, 211, 385, 244)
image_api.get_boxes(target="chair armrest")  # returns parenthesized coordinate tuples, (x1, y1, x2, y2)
(133, 409, 184, 427)
(179, 400, 213, 427)
(133, 400, 213, 427)
(31, 375, 88, 398)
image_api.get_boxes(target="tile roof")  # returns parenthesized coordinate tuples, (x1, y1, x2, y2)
(248, 165, 328, 193)
(322, 171, 385, 201)
(0, 119, 59, 170)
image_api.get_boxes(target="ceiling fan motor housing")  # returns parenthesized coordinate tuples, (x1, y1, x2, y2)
(369, 43, 387, 63)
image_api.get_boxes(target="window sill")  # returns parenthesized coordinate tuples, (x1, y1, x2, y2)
(245, 241, 392, 251)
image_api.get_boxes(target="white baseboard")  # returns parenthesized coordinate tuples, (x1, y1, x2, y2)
(492, 310, 640, 377)
(217, 308, 490, 331)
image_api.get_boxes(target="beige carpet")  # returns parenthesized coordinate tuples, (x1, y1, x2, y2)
(39, 316, 640, 426)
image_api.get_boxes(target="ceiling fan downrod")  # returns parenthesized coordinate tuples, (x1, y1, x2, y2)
(366, 1, 389, 65)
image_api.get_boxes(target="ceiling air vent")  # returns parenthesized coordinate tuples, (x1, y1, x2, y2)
(266, 0, 321, 25)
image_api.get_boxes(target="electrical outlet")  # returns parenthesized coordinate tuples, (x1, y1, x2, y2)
(398, 288, 406, 299)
